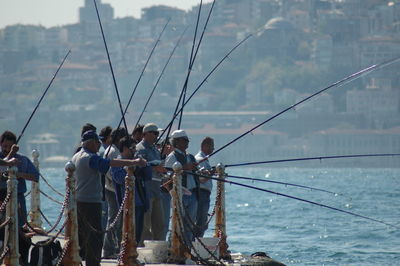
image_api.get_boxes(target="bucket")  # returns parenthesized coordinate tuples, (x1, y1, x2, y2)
(137, 247, 154, 263)
(143, 240, 169, 262)
(192, 237, 220, 259)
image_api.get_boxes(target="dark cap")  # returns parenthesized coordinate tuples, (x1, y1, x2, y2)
(81, 130, 99, 142)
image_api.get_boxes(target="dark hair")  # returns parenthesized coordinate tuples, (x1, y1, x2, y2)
(0, 131, 17, 144)
(80, 123, 96, 136)
(111, 128, 128, 145)
(99, 126, 112, 139)
(117, 136, 134, 153)
(132, 124, 144, 135)
(201, 136, 214, 147)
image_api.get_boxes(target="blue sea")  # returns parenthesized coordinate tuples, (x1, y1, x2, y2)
(37, 167, 400, 265)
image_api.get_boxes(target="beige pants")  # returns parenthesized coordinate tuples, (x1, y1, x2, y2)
(139, 196, 165, 246)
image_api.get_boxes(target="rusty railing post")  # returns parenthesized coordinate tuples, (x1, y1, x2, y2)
(168, 162, 186, 263)
(214, 163, 230, 259)
(118, 166, 139, 266)
(61, 161, 81, 266)
(29, 149, 42, 228)
(2, 166, 19, 266)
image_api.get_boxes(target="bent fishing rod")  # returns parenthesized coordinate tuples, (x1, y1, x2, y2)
(191, 171, 399, 229)
(16, 50, 71, 144)
(116, 18, 170, 132)
(225, 153, 400, 168)
(93, 0, 128, 133)
(104, 19, 170, 160)
(208, 55, 400, 159)
(177, 0, 202, 129)
(178, 0, 216, 129)
(158, 33, 253, 146)
(134, 27, 187, 129)
(162, 0, 209, 145)
(161, 1, 215, 148)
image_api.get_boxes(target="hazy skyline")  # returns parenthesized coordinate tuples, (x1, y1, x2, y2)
(0, 0, 212, 29)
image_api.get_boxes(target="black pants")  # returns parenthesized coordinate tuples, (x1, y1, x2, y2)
(77, 201, 102, 266)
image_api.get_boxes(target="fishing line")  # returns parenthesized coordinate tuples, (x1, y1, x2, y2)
(93, 0, 128, 133)
(134, 27, 187, 129)
(16, 50, 71, 144)
(225, 174, 340, 195)
(225, 153, 400, 167)
(208, 56, 400, 158)
(191, 171, 399, 229)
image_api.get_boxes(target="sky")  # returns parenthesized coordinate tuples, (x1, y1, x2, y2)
(0, 0, 212, 29)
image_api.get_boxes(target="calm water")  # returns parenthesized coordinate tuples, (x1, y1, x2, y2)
(37, 167, 400, 265)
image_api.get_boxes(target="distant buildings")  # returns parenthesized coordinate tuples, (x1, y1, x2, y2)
(0, 0, 399, 166)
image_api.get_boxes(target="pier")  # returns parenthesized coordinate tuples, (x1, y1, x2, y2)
(1, 150, 284, 266)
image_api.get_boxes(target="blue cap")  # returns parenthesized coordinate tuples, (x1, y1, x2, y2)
(81, 130, 99, 142)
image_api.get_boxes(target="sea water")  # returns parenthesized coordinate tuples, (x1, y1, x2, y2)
(37, 167, 399, 265)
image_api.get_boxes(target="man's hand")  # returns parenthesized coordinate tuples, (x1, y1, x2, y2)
(5, 157, 19, 167)
(133, 158, 147, 167)
(153, 165, 167, 173)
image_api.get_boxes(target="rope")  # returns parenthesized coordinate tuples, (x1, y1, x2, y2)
(55, 239, 70, 266)
(39, 208, 53, 228)
(40, 189, 63, 205)
(0, 246, 9, 261)
(0, 191, 12, 213)
(0, 217, 11, 229)
(40, 173, 64, 197)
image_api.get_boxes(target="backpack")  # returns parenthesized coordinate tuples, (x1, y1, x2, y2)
(29, 239, 63, 266)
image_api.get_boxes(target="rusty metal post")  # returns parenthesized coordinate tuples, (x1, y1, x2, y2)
(61, 161, 81, 266)
(168, 162, 186, 263)
(118, 166, 139, 266)
(2, 166, 20, 266)
(29, 149, 42, 228)
(214, 163, 230, 259)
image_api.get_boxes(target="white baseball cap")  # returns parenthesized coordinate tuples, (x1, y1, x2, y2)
(171, 129, 189, 140)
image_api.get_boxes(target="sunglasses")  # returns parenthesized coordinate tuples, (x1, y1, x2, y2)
(150, 131, 159, 136)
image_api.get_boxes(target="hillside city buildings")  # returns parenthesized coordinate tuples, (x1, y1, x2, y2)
(1, 0, 399, 166)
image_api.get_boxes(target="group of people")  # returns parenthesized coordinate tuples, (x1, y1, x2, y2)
(73, 122, 216, 266)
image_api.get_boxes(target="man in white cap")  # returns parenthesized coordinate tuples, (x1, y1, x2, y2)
(135, 123, 167, 244)
(164, 129, 199, 243)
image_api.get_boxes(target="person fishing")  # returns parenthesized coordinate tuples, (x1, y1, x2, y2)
(164, 129, 199, 244)
(102, 127, 126, 259)
(111, 135, 151, 244)
(135, 123, 167, 243)
(194, 136, 215, 238)
(0, 131, 39, 226)
(71, 130, 146, 266)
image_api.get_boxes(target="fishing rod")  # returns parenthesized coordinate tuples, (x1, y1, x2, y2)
(178, 0, 202, 129)
(225, 174, 339, 195)
(225, 153, 400, 168)
(157, 33, 253, 144)
(191, 171, 399, 229)
(179, 0, 216, 129)
(116, 18, 170, 132)
(93, 0, 128, 133)
(134, 27, 187, 129)
(162, 0, 206, 148)
(162, 0, 216, 151)
(208, 56, 400, 159)
(16, 50, 71, 144)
